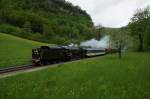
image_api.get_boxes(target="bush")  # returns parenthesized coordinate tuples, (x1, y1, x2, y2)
(0, 24, 22, 36)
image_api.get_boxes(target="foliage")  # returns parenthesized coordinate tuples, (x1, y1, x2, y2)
(0, 52, 150, 99)
(97, 27, 131, 50)
(0, 0, 95, 44)
(110, 27, 131, 50)
(95, 24, 104, 40)
(23, 21, 32, 33)
(129, 6, 150, 51)
(0, 24, 22, 35)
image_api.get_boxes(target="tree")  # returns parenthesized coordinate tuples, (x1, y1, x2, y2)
(129, 6, 150, 51)
(107, 27, 131, 58)
(43, 24, 54, 38)
(144, 20, 150, 50)
(22, 21, 32, 33)
(95, 24, 103, 40)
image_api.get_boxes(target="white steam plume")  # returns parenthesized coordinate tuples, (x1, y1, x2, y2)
(80, 36, 110, 48)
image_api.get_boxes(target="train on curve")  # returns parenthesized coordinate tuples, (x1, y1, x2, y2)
(32, 46, 118, 66)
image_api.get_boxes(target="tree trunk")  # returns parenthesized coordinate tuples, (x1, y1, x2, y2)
(118, 42, 122, 59)
(138, 34, 144, 51)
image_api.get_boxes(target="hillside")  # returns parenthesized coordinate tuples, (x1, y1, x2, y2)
(0, 33, 47, 68)
(0, 52, 150, 98)
(0, 0, 95, 44)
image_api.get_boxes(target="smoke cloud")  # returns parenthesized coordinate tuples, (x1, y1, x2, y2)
(80, 36, 110, 48)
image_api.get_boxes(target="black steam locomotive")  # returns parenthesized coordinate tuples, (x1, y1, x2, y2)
(32, 46, 107, 66)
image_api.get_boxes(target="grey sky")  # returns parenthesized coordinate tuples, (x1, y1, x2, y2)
(66, 0, 150, 27)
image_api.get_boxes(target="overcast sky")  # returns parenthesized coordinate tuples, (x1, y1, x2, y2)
(66, 0, 150, 27)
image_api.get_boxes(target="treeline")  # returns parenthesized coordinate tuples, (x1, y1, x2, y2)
(129, 6, 150, 51)
(0, 0, 95, 44)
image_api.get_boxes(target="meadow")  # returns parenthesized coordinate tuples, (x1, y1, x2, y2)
(0, 33, 47, 68)
(0, 52, 150, 99)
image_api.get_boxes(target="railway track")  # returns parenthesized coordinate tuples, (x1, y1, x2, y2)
(0, 60, 81, 75)
(0, 56, 103, 75)
(0, 60, 75, 74)
(0, 65, 33, 74)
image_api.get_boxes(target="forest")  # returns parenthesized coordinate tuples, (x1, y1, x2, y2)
(0, 0, 95, 44)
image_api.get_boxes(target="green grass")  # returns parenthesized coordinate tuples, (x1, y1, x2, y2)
(0, 52, 150, 99)
(0, 33, 47, 68)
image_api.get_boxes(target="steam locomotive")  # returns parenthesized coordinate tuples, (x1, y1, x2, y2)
(32, 46, 117, 66)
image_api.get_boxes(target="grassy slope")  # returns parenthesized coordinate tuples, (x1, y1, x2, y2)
(0, 33, 47, 68)
(0, 52, 150, 99)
